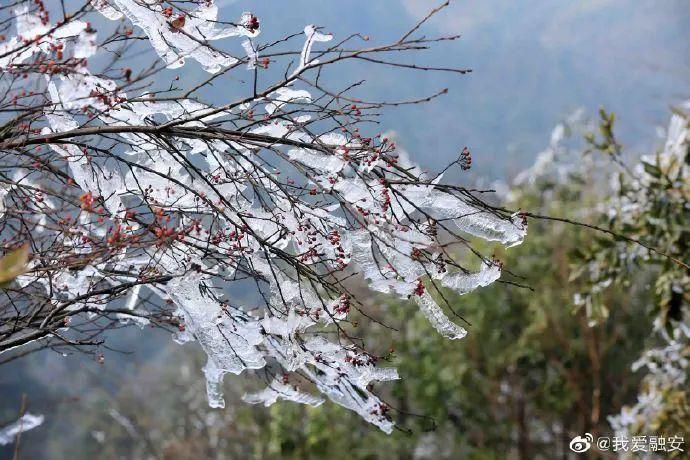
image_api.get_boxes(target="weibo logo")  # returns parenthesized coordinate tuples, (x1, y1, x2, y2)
(569, 433, 593, 453)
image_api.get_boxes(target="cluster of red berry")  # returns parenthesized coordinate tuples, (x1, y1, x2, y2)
(410, 247, 423, 260)
(328, 231, 347, 270)
(243, 14, 260, 33)
(369, 403, 390, 418)
(459, 146, 472, 170)
(413, 278, 425, 297)
(333, 294, 351, 315)
(379, 178, 391, 212)
(344, 351, 378, 367)
(79, 192, 95, 211)
(31, 0, 50, 26)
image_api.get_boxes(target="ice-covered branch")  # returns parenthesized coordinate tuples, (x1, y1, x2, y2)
(0, 0, 525, 432)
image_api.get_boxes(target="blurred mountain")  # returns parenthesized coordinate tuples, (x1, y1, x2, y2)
(220, 0, 690, 178)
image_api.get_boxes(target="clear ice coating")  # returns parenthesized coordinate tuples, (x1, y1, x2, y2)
(2, 0, 527, 432)
(0, 413, 44, 445)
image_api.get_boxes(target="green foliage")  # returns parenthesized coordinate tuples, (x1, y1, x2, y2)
(573, 106, 690, 447)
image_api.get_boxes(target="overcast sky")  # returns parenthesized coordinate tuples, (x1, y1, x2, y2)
(218, 0, 689, 179)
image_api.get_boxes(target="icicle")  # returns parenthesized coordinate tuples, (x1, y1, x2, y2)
(0, 413, 44, 445)
(414, 293, 467, 340)
(243, 377, 325, 407)
(242, 39, 258, 69)
(435, 261, 502, 294)
(292, 25, 333, 76)
(203, 359, 226, 409)
(288, 148, 347, 174)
